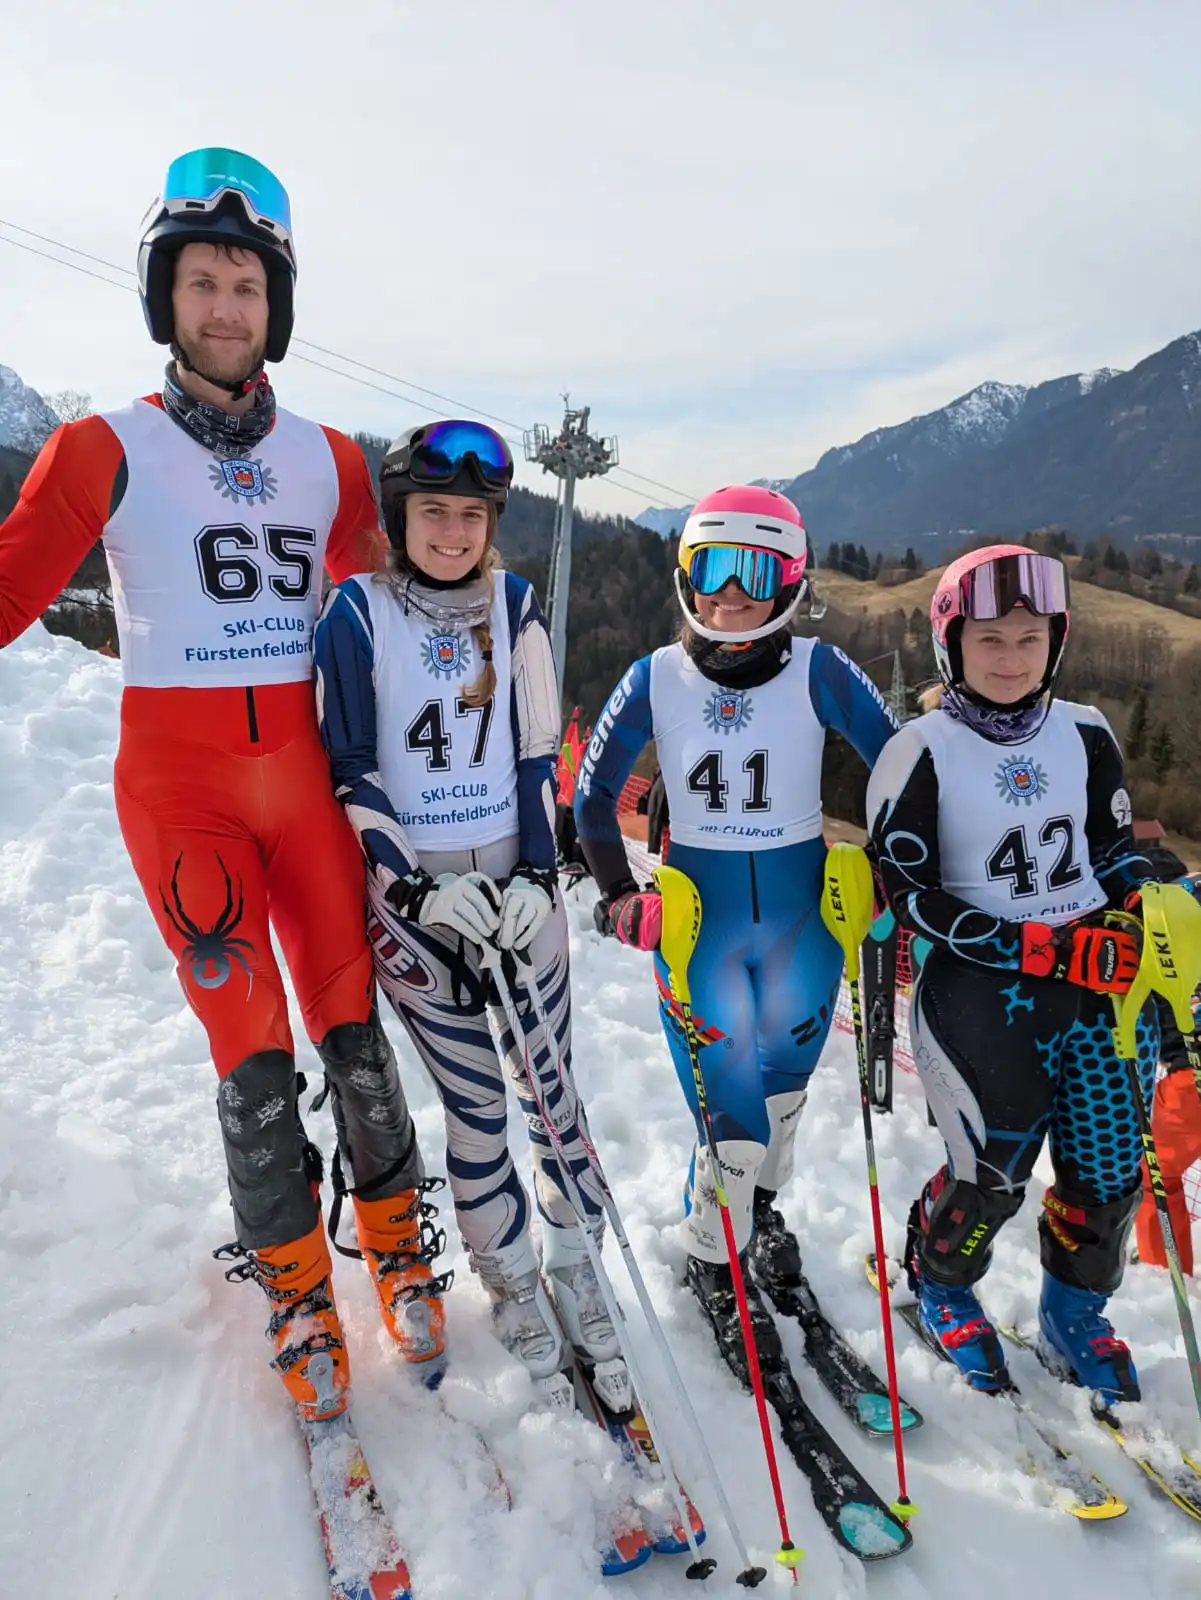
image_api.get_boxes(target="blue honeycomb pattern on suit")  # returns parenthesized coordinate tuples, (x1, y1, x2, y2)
(1053, 1005, 1159, 1201)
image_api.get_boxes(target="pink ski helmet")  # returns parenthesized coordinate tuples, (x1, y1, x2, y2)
(931, 543, 1071, 699)
(676, 485, 810, 643)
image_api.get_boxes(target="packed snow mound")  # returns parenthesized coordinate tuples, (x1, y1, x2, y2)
(0, 363, 58, 450)
(2, 621, 1200, 1598)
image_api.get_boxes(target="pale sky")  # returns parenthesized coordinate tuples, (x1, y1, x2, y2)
(2, 0, 1199, 518)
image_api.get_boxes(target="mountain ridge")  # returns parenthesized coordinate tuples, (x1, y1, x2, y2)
(637, 330, 1201, 552)
(0, 366, 59, 452)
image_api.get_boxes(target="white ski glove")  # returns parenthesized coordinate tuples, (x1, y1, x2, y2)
(498, 865, 557, 952)
(387, 869, 502, 945)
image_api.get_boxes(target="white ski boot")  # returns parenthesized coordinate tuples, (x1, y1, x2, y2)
(472, 1235, 571, 1408)
(543, 1223, 630, 1413)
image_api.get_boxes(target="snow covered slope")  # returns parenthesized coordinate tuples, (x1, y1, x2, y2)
(0, 363, 58, 450)
(3, 622, 1201, 1598)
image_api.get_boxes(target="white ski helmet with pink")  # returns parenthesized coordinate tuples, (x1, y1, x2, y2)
(676, 485, 810, 643)
(931, 542, 1071, 699)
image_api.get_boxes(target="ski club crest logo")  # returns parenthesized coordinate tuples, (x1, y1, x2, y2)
(423, 630, 470, 680)
(995, 758, 1048, 807)
(209, 458, 278, 505)
(703, 688, 753, 735)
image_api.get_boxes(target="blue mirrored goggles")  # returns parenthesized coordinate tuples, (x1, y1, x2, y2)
(160, 148, 293, 246)
(686, 542, 789, 602)
(408, 420, 514, 491)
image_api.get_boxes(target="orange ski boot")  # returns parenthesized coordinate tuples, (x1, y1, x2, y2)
(354, 1180, 450, 1385)
(218, 1218, 350, 1421)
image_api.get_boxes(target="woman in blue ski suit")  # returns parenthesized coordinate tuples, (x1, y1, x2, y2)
(574, 485, 897, 1377)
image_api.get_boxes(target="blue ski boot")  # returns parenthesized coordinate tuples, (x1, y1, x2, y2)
(915, 1276, 1012, 1393)
(1036, 1275, 1140, 1405)
(905, 1169, 1018, 1393)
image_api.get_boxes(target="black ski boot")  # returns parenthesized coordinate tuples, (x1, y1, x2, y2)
(686, 1253, 784, 1387)
(746, 1188, 803, 1291)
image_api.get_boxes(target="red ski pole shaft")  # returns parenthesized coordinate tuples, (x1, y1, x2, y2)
(848, 973, 913, 1513)
(822, 842, 917, 1523)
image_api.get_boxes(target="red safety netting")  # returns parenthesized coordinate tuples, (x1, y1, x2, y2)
(617, 775, 651, 814)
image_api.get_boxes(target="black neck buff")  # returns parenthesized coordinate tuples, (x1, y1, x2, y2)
(161, 362, 277, 460)
(690, 631, 792, 689)
(172, 336, 264, 400)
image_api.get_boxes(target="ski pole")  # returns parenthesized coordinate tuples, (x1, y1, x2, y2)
(1113, 881, 1201, 1424)
(821, 843, 917, 1523)
(512, 950, 769, 1588)
(654, 864, 803, 1581)
(477, 945, 727, 1584)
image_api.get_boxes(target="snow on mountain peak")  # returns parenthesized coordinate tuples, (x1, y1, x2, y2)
(1078, 367, 1120, 395)
(0, 365, 60, 451)
(940, 381, 1031, 446)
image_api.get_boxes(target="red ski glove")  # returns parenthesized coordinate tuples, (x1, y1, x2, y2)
(594, 887, 662, 951)
(1019, 914, 1142, 994)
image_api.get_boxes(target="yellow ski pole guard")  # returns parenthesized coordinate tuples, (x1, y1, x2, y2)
(653, 864, 702, 1007)
(1112, 882, 1201, 1060)
(821, 842, 876, 985)
(1142, 881, 1201, 1031)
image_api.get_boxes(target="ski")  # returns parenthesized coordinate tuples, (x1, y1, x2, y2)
(428, 1391, 512, 1512)
(571, 1358, 709, 1563)
(759, 1363, 914, 1560)
(564, 1359, 656, 1575)
(298, 1404, 415, 1600)
(1093, 1407, 1201, 1522)
(866, 1256, 1126, 1522)
(534, 1267, 706, 1574)
(994, 1316, 1201, 1522)
(758, 1270, 923, 1438)
(689, 1266, 911, 1559)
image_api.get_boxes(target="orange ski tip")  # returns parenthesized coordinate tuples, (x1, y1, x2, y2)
(369, 1564, 413, 1600)
(612, 1523, 654, 1561)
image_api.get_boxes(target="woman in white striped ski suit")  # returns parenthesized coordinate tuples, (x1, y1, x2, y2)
(314, 419, 615, 1395)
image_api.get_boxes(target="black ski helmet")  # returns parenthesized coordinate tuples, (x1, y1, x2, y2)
(138, 148, 297, 364)
(379, 420, 514, 551)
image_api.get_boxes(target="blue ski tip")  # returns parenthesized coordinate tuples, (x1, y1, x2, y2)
(856, 1393, 919, 1433)
(838, 1501, 910, 1556)
(650, 1524, 707, 1555)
